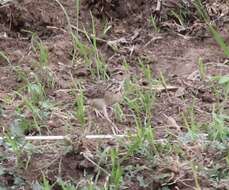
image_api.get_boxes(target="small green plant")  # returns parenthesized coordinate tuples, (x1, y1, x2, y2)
(193, 0, 210, 22)
(82, 180, 99, 190)
(125, 96, 141, 118)
(30, 33, 55, 88)
(72, 33, 94, 65)
(13, 66, 28, 84)
(208, 112, 229, 142)
(93, 55, 108, 80)
(169, 2, 193, 27)
(109, 148, 123, 190)
(102, 19, 112, 36)
(122, 58, 130, 71)
(90, 12, 108, 80)
(159, 71, 167, 90)
(71, 80, 87, 126)
(217, 75, 229, 102)
(0, 50, 10, 64)
(182, 102, 202, 137)
(15, 91, 41, 131)
(15, 116, 36, 135)
(4, 134, 23, 166)
(27, 82, 45, 104)
(197, 57, 206, 81)
(226, 154, 229, 166)
(57, 178, 76, 190)
(71, 12, 108, 80)
(170, 10, 185, 27)
(213, 75, 229, 113)
(3, 124, 33, 167)
(125, 81, 155, 120)
(113, 104, 124, 122)
(193, 0, 229, 57)
(126, 123, 145, 156)
(149, 15, 160, 32)
(41, 175, 53, 190)
(74, 90, 86, 126)
(192, 0, 229, 143)
(139, 58, 153, 83)
(139, 90, 155, 118)
(208, 76, 229, 142)
(191, 163, 201, 190)
(208, 25, 229, 57)
(0, 167, 25, 188)
(123, 116, 155, 158)
(37, 41, 48, 67)
(15, 80, 53, 133)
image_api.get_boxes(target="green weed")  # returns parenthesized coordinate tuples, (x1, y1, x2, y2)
(170, 10, 185, 27)
(191, 163, 201, 190)
(149, 15, 160, 32)
(125, 84, 155, 120)
(193, 0, 229, 57)
(109, 148, 123, 190)
(74, 89, 86, 126)
(57, 178, 76, 190)
(122, 116, 155, 158)
(4, 133, 24, 166)
(182, 102, 202, 137)
(0, 50, 10, 64)
(3, 124, 34, 168)
(31, 34, 55, 88)
(113, 104, 124, 122)
(41, 175, 53, 190)
(71, 14, 108, 80)
(90, 12, 108, 80)
(197, 58, 206, 81)
(208, 112, 229, 142)
(102, 19, 112, 36)
(139, 58, 153, 83)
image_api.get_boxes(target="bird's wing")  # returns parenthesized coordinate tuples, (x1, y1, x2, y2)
(84, 81, 107, 99)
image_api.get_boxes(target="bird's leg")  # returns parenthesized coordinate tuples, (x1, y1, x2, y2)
(102, 106, 111, 122)
(94, 108, 104, 118)
(102, 106, 120, 135)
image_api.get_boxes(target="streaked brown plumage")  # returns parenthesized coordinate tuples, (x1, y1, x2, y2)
(84, 69, 128, 134)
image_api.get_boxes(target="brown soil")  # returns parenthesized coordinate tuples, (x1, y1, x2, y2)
(0, 0, 229, 189)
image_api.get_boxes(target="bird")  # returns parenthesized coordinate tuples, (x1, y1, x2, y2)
(84, 69, 128, 134)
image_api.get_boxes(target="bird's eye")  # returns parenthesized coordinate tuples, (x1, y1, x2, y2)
(119, 72, 124, 75)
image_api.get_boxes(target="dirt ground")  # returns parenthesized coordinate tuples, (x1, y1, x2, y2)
(0, 0, 229, 189)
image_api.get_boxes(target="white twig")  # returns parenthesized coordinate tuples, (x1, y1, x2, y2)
(155, 0, 162, 13)
(139, 84, 179, 92)
(0, 134, 133, 141)
(85, 134, 130, 139)
(0, 136, 67, 141)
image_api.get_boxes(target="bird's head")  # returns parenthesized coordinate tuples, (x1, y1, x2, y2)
(110, 68, 130, 82)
